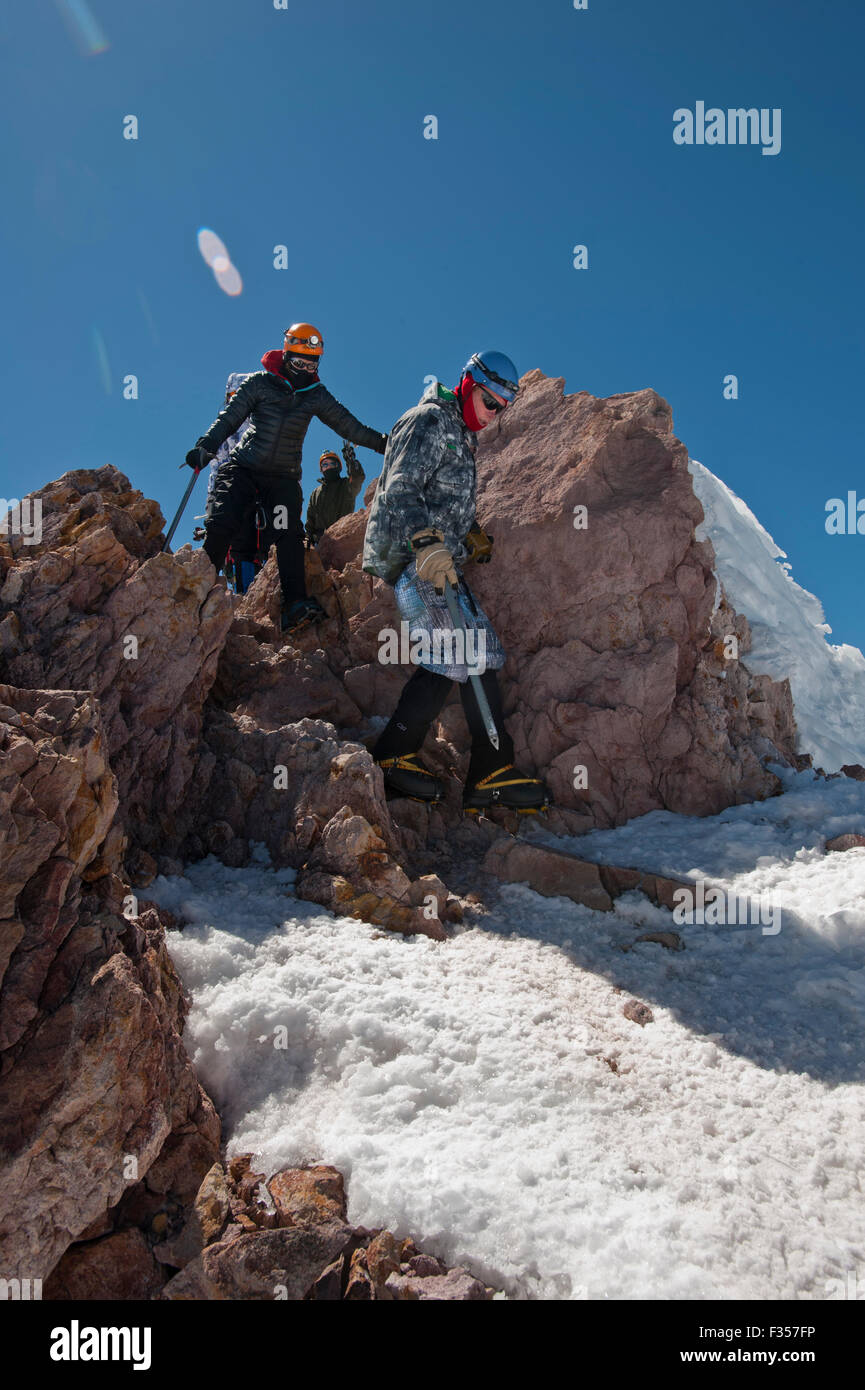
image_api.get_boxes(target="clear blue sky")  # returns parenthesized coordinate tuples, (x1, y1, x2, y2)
(2, 1, 863, 649)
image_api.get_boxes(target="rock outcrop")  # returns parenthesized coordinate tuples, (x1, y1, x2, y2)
(0, 467, 233, 883)
(154, 1158, 495, 1301)
(469, 374, 796, 824)
(0, 371, 801, 1296)
(0, 684, 218, 1282)
(1, 378, 798, 895)
(43, 1155, 496, 1300)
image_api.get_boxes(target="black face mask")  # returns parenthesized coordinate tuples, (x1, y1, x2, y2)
(282, 353, 318, 388)
(322, 468, 340, 484)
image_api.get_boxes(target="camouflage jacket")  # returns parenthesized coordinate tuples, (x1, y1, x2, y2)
(362, 381, 477, 582)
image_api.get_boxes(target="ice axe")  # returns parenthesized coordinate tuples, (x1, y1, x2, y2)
(443, 579, 499, 751)
(162, 464, 201, 553)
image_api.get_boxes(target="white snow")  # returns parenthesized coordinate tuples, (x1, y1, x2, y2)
(149, 766, 865, 1301)
(689, 457, 865, 772)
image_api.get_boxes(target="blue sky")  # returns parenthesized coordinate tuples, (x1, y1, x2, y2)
(2, 0, 863, 650)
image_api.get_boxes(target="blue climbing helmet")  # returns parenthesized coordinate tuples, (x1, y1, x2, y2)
(462, 350, 520, 402)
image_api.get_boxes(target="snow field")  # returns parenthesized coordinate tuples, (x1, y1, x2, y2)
(150, 770, 865, 1300)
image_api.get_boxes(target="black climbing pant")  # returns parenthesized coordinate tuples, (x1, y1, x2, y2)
(204, 463, 306, 605)
(373, 665, 515, 785)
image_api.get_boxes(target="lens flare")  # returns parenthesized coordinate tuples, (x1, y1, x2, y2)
(53, 0, 109, 56)
(197, 227, 229, 268)
(137, 288, 159, 345)
(215, 262, 243, 297)
(196, 227, 243, 297)
(91, 326, 111, 394)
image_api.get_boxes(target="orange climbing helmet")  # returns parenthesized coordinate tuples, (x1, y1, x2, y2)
(283, 322, 324, 358)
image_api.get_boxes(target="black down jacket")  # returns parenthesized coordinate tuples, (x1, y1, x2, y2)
(195, 368, 386, 479)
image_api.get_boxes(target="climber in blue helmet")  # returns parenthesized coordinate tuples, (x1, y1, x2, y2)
(362, 347, 550, 815)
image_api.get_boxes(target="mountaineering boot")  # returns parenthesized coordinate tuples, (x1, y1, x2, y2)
(281, 596, 326, 635)
(463, 763, 550, 815)
(377, 752, 443, 803)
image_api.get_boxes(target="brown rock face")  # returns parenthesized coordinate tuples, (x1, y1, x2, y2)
(157, 1160, 497, 1301)
(467, 373, 795, 825)
(482, 838, 693, 914)
(1, 384, 798, 916)
(43, 1229, 163, 1302)
(159, 1224, 355, 1301)
(0, 682, 218, 1283)
(266, 1166, 348, 1228)
(0, 466, 233, 873)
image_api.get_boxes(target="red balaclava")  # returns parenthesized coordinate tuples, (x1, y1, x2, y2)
(456, 373, 484, 431)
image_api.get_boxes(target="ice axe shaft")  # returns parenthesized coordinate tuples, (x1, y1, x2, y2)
(444, 580, 499, 751)
(162, 466, 201, 552)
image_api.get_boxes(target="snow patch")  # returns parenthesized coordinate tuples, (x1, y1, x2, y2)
(689, 457, 865, 772)
(149, 770, 865, 1300)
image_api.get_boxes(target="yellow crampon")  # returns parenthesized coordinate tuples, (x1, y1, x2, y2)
(377, 752, 443, 804)
(463, 764, 550, 815)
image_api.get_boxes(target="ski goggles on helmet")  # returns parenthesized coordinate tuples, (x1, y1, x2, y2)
(284, 331, 323, 350)
(287, 355, 319, 374)
(469, 353, 518, 399)
(478, 387, 507, 414)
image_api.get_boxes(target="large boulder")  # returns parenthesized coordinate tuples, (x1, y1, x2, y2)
(0, 466, 233, 875)
(466, 373, 796, 824)
(0, 684, 219, 1282)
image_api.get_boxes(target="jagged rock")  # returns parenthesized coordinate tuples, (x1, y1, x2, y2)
(42, 1228, 163, 1301)
(407, 1253, 447, 1276)
(0, 684, 219, 1283)
(344, 1246, 373, 1299)
(483, 839, 613, 911)
(841, 764, 865, 782)
(195, 1163, 233, 1243)
(159, 1224, 354, 1301)
(308, 1254, 346, 1300)
(296, 865, 447, 941)
(384, 1267, 493, 1301)
(266, 1166, 348, 1229)
(0, 467, 233, 870)
(408, 873, 449, 916)
(623, 999, 655, 1027)
(365, 1230, 401, 1296)
(596, 862, 692, 911)
(483, 837, 694, 916)
(465, 375, 796, 823)
(151, 1161, 232, 1269)
(825, 833, 865, 852)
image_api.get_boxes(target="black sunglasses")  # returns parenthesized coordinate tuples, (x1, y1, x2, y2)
(479, 387, 506, 414)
